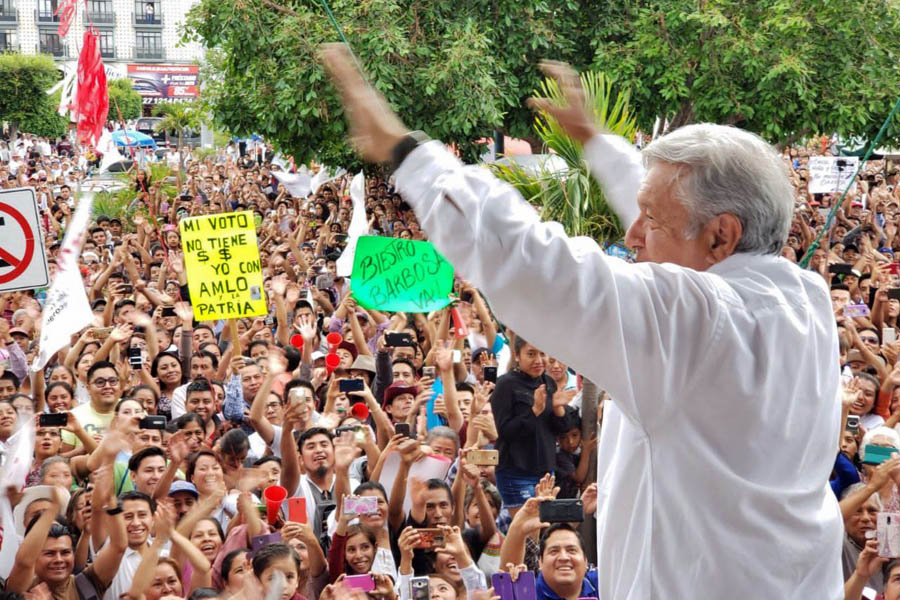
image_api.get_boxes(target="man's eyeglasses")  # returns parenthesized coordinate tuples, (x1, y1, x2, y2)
(90, 377, 119, 388)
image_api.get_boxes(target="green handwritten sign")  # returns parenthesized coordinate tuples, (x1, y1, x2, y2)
(351, 236, 454, 312)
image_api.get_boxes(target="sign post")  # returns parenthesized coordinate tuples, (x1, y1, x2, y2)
(350, 236, 454, 313)
(0, 188, 49, 293)
(179, 211, 267, 320)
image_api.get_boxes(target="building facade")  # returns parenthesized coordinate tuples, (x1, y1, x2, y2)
(0, 0, 203, 112)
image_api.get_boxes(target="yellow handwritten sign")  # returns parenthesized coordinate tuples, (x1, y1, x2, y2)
(179, 211, 267, 320)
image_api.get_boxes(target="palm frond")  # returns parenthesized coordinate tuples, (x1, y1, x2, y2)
(491, 71, 637, 242)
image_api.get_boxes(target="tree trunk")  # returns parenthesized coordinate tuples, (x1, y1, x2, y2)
(579, 377, 600, 565)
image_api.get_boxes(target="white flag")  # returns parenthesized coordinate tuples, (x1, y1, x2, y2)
(272, 170, 311, 199)
(31, 195, 94, 371)
(336, 171, 368, 277)
(310, 166, 347, 195)
(0, 415, 35, 577)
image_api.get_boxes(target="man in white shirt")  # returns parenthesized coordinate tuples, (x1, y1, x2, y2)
(322, 47, 843, 599)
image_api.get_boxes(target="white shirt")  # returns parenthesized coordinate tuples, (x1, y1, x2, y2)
(394, 136, 843, 599)
(102, 545, 144, 600)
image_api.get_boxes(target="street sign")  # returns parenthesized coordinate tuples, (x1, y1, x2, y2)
(0, 188, 49, 293)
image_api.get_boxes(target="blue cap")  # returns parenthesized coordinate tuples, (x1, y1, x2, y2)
(168, 481, 199, 498)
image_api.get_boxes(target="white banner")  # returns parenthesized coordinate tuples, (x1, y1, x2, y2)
(336, 171, 367, 277)
(808, 156, 859, 194)
(310, 166, 346, 196)
(31, 195, 94, 371)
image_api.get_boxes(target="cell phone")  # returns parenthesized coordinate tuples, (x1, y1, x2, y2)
(467, 449, 499, 466)
(394, 422, 411, 438)
(343, 495, 379, 516)
(250, 532, 282, 555)
(843, 304, 870, 318)
(847, 414, 860, 433)
(886, 328, 898, 345)
(161, 306, 177, 318)
(339, 379, 365, 393)
(410, 577, 430, 600)
(132, 325, 146, 335)
(385, 332, 414, 347)
(483, 366, 497, 383)
(119, 284, 134, 294)
(344, 574, 375, 592)
(92, 326, 113, 340)
(460, 291, 473, 304)
(288, 497, 307, 523)
(315, 274, 334, 290)
(878, 513, 900, 558)
(335, 234, 348, 243)
(512, 571, 536, 600)
(422, 366, 436, 379)
(491, 573, 514, 600)
(890, 289, 900, 302)
(39, 413, 67, 427)
(128, 346, 143, 367)
(413, 528, 445, 549)
(138, 415, 167, 430)
(828, 263, 855, 275)
(452, 349, 461, 364)
(863, 444, 897, 465)
(539, 499, 584, 523)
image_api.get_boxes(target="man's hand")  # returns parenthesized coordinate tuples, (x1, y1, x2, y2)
(319, 44, 409, 163)
(856, 538, 889, 579)
(527, 61, 598, 145)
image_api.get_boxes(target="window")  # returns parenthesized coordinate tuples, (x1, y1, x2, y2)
(98, 30, 113, 58)
(37, 0, 58, 21)
(134, 31, 162, 59)
(39, 31, 63, 56)
(134, 0, 159, 24)
(0, 0, 17, 22)
(86, 0, 113, 23)
(0, 30, 14, 51)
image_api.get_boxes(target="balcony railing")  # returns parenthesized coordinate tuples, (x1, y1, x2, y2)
(85, 9, 115, 24)
(35, 8, 58, 22)
(134, 46, 163, 60)
(100, 47, 114, 59)
(133, 12, 161, 26)
(40, 42, 66, 58)
(0, 39, 17, 52)
(0, 0, 17, 22)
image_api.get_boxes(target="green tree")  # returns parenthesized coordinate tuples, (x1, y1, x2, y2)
(0, 53, 62, 139)
(183, 0, 596, 166)
(491, 71, 636, 242)
(107, 78, 143, 121)
(154, 101, 202, 174)
(592, 0, 900, 145)
(18, 91, 69, 139)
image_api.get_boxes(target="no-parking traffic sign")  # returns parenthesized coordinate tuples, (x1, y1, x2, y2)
(0, 188, 49, 293)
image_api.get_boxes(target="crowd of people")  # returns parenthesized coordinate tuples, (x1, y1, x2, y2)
(1, 127, 898, 600)
(0, 132, 601, 600)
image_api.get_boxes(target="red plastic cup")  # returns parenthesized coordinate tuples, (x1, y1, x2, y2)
(326, 332, 343, 353)
(451, 306, 469, 338)
(263, 485, 288, 524)
(289, 334, 304, 349)
(350, 402, 369, 420)
(325, 353, 341, 375)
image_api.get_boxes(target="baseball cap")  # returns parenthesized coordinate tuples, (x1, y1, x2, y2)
(168, 481, 199, 498)
(383, 382, 418, 408)
(8, 327, 29, 338)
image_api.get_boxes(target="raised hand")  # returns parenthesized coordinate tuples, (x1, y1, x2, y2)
(319, 44, 409, 163)
(532, 384, 547, 416)
(528, 61, 598, 145)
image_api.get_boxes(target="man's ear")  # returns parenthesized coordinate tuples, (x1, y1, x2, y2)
(707, 214, 743, 265)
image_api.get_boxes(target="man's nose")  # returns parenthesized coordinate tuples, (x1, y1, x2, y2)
(624, 218, 643, 250)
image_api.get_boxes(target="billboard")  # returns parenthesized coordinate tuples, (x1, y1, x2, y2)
(127, 64, 199, 104)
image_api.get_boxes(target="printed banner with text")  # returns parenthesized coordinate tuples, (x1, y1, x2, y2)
(351, 236, 454, 313)
(180, 211, 267, 320)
